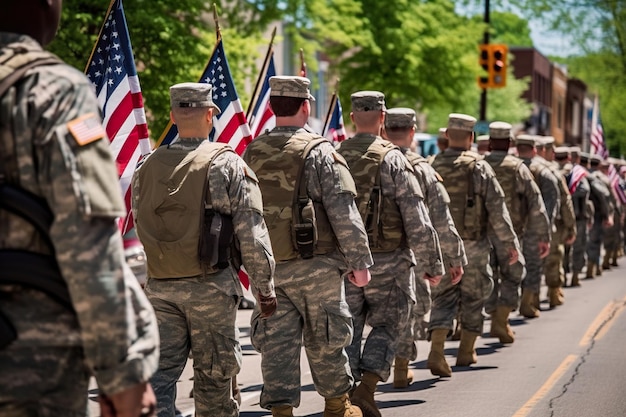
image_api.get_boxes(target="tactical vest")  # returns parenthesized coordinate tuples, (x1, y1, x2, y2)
(135, 141, 233, 278)
(430, 151, 487, 241)
(485, 154, 526, 235)
(244, 130, 336, 262)
(337, 135, 406, 252)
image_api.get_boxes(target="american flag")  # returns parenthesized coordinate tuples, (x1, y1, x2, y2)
(567, 164, 588, 194)
(156, 39, 252, 154)
(86, 0, 151, 235)
(324, 96, 347, 144)
(249, 55, 276, 139)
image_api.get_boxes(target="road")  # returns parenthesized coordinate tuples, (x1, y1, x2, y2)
(88, 261, 626, 417)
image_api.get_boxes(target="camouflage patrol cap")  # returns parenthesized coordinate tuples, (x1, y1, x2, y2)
(489, 121, 513, 140)
(590, 154, 602, 165)
(170, 82, 221, 114)
(514, 134, 536, 148)
(438, 127, 447, 140)
(269, 76, 315, 101)
(447, 113, 476, 132)
(385, 107, 417, 129)
(541, 136, 555, 149)
(570, 146, 581, 156)
(351, 91, 385, 112)
(554, 146, 570, 158)
(476, 134, 490, 144)
(580, 152, 590, 162)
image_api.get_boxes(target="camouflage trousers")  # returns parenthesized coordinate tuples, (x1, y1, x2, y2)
(145, 268, 243, 417)
(251, 256, 354, 409)
(603, 213, 622, 252)
(345, 250, 413, 383)
(544, 227, 565, 288)
(587, 220, 604, 264)
(0, 346, 88, 417)
(396, 268, 431, 361)
(571, 220, 589, 274)
(430, 240, 493, 335)
(522, 233, 544, 293)
(485, 237, 526, 313)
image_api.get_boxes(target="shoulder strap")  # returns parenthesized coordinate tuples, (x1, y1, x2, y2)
(293, 138, 328, 223)
(368, 144, 397, 246)
(0, 46, 62, 98)
(203, 143, 236, 209)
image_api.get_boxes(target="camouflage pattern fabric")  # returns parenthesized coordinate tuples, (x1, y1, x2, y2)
(244, 126, 372, 409)
(0, 33, 159, 413)
(587, 170, 614, 264)
(570, 173, 591, 274)
(134, 138, 276, 416)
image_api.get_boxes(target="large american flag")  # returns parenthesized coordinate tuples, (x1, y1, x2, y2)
(86, 0, 151, 235)
(324, 95, 347, 144)
(249, 55, 276, 138)
(156, 39, 252, 154)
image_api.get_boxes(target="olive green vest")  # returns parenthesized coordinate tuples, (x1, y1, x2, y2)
(243, 130, 336, 261)
(135, 141, 232, 278)
(431, 151, 487, 241)
(485, 153, 526, 236)
(337, 134, 406, 252)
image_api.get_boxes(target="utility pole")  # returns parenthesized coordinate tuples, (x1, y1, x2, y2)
(479, 0, 490, 122)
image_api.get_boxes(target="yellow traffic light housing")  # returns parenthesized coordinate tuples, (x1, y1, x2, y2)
(477, 44, 508, 89)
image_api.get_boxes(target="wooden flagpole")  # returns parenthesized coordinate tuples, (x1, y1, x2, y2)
(84, 0, 117, 73)
(245, 27, 277, 120)
(322, 78, 339, 137)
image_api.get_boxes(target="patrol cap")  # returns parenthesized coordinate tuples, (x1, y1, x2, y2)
(570, 146, 581, 156)
(351, 91, 385, 112)
(447, 113, 476, 132)
(170, 82, 221, 114)
(384, 107, 417, 129)
(541, 136, 555, 149)
(437, 127, 447, 140)
(269, 76, 315, 101)
(580, 152, 590, 162)
(607, 157, 621, 166)
(476, 134, 490, 144)
(514, 134, 536, 148)
(590, 154, 602, 165)
(554, 146, 570, 158)
(489, 121, 513, 140)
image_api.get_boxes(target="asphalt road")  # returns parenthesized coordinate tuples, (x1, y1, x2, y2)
(88, 260, 626, 417)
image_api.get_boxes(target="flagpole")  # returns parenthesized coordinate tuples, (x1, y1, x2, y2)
(213, 3, 222, 41)
(590, 94, 599, 155)
(299, 48, 307, 77)
(84, 0, 117, 73)
(322, 79, 339, 137)
(246, 27, 277, 120)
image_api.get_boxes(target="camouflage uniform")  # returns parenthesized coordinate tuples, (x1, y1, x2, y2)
(587, 161, 615, 272)
(566, 162, 591, 280)
(242, 123, 372, 409)
(395, 148, 466, 362)
(0, 33, 159, 416)
(133, 84, 276, 417)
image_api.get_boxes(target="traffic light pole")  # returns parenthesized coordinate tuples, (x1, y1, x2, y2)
(479, 0, 490, 122)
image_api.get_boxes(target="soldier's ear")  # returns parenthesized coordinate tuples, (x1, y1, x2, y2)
(170, 111, 175, 124)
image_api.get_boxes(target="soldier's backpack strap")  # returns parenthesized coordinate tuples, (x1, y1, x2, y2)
(367, 144, 396, 249)
(0, 45, 62, 98)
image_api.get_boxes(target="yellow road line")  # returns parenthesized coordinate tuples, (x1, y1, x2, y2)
(579, 295, 626, 347)
(512, 354, 577, 417)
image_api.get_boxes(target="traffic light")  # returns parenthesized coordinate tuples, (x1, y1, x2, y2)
(490, 44, 508, 88)
(477, 44, 508, 89)
(477, 44, 490, 89)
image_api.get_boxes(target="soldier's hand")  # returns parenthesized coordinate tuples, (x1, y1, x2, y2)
(449, 266, 464, 285)
(538, 241, 550, 259)
(423, 273, 442, 287)
(258, 293, 277, 318)
(507, 248, 519, 265)
(99, 382, 156, 417)
(565, 234, 576, 245)
(348, 269, 371, 287)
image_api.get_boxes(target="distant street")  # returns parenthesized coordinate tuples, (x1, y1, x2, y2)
(89, 262, 626, 417)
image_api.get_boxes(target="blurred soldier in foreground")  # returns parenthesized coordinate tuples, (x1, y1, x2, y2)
(476, 134, 490, 156)
(133, 83, 276, 417)
(0, 1, 159, 416)
(515, 136, 560, 317)
(382, 108, 466, 388)
(484, 123, 549, 344)
(436, 127, 449, 154)
(428, 114, 518, 376)
(337, 92, 443, 416)
(243, 76, 372, 417)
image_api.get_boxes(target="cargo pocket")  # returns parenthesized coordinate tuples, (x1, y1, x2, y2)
(480, 263, 495, 301)
(250, 310, 266, 353)
(315, 301, 353, 349)
(209, 325, 242, 379)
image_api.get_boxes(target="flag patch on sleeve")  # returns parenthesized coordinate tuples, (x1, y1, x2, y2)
(67, 113, 106, 146)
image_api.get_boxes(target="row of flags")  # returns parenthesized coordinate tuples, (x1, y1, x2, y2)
(89, 0, 346, 237)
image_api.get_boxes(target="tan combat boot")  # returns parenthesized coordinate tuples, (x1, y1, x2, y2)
(456, 330, 479, 366)
(602, 252, 611, 270)
(324, 393, 362, 417)
(519, 289, 540, 318)
(350, 371, 381, 417)
(585, 261, 596, 279)
(610, 250, 619, 267)
(427, 329, 452, 377)
(489, 305, 515, 344)
(548, 287, 563, 308)
(272, 405, 294, 417)
(393, 357, 414, 388)
(570, 272, 581, 287)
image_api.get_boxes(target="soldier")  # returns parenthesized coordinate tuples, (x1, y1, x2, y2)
(536, 137, 576, 308)
(242, 76, 372, 417)
(0, 1, 159, 416)
(382, 108, 466, 388)
(565, 147, 591, 286)
(337, 92, 443, 416)
(132, 83, 277, 417)
(428, 114, 518, 376)
(437, 127, 449, 153)
(586, 155, 614, 278)
(476, 134, 491, 156)
(600, 158, 622, 269)
(483, 123, 550, 344)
